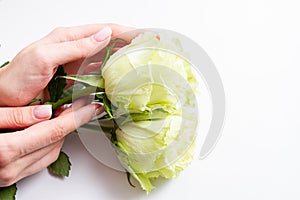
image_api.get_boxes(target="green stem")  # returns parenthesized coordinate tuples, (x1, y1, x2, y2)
(81, 123, 114, 134)
(0, 61, 10, 68)
(48, 86, 102, 110)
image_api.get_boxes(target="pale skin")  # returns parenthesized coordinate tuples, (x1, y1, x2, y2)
(0, 24, 133, 187)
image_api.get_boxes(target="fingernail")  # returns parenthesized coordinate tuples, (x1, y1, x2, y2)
(33, 105, 52, 119)
(93, 104, 104, 117)
(93, 26, 112, 42)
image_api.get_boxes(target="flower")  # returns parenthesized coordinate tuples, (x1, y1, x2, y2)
(102, 32, 199, 193)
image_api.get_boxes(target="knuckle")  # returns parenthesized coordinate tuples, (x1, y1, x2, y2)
(36, 146, 62, 170)
(30, 46, 56, 76)
(51, 26, 77, 41)
(9, 109, 25, 128)
(24, 46, 50, 72)
(0, 152, 10, 167)
(51, 26, 66, 35)
(74, 40, 89, 58)
(106, 22, 118, 27)
(0, 138, 16, 167)
(0, 167, 17, 187)
(39, 152, 59, 170)
(30, 46, 48, 66)
(30, 45, 44, 59)
(49, 122, 66, 143)
(52, 149, 61, 163)
(0, 140, 16, 167)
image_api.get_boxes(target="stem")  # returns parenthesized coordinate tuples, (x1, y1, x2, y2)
(81, 123, 114, 134)
(0, 61, 10, 68)
(49, 86, 102, 110)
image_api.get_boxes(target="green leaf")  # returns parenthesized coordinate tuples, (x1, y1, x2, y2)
(48, 151, 71, 177)
(60, 83, 85, 99)
(110, 126, 120, 146)
(59, 75, 104, 89)
(95, 93, 105, 101)
(103, 93, 113, 119)
(0, 61, 9, 68)
(95, 92, 114, 119)
(48, 65, 67, 102)
(0, 184, 17, 200)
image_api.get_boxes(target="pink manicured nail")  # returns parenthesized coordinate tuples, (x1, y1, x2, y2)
(94, 104, 104, 116)
(93, 26, 112, 42)
(33, 105, 52, 119)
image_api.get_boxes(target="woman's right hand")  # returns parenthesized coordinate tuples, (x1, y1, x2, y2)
(0, 24, 134, 107)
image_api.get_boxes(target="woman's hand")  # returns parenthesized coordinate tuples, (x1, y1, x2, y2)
(0, 24, 133, 106)
(0, 103, 102, 187)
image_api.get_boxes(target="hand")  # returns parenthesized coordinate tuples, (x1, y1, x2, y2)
(0, 24, 133, 106)
(0, 103, 102, 187)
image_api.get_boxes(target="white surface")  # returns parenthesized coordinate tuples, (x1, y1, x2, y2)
(1, 0, 300, 199)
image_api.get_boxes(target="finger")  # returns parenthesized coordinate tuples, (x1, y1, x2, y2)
(16, 140, 64, 184)
(47, 27, 112, 66)
(58, 102, 105, 127)
(0, 105, 52, 129)
(43, 23, 134, 43)
(0, 139, 63, 187)
(52, 104, 71, 118)
(10, 104, 102, 157)
(54, 96, 92, 117)
(111, 28, 144, 43)
(62, 96, 93, 114)
(19, 139, 64, 167)
(3, 139, 63, 173)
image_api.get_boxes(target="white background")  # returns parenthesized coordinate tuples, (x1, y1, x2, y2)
(1, 0, 300, 199)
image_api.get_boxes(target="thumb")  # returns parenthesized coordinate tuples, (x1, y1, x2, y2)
(48, 26, 112, 66)
(0, 105, 52, 129)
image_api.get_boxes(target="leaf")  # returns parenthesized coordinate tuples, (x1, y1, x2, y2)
(59, 75, 104, 89)
(0, 61, 9, 68)
(110, 126, 118, 145)
(103, 93, 113, 119)
(60, 83, 85, 99)
(0, 184, 17, 200)
(48, 151, 71, 177)
(95, 93, 114, 120)
(48, 65, 67, 102)
(95, 93, 105, 100)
